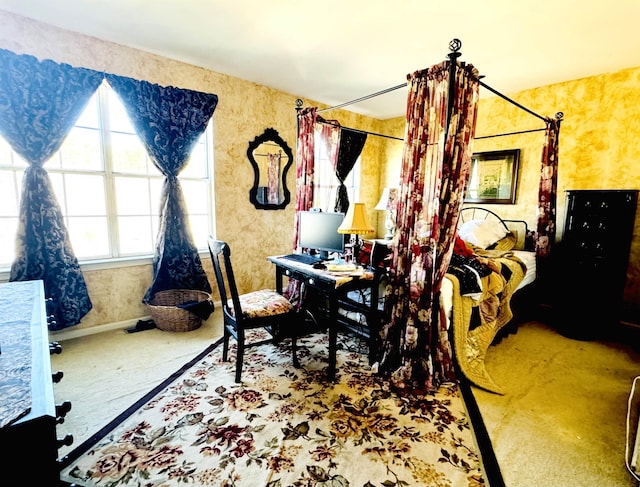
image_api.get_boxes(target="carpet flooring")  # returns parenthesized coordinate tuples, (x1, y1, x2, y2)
(51, 314, 640, 486)
(56, 326, 487, 486)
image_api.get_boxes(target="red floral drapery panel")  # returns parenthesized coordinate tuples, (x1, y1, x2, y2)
(290, 107, 317, 252)
(285, 108, 341, 305)
(378, 61, 480, 395)
(535, 117, 561, 260)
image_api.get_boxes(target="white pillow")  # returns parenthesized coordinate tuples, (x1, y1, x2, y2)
(458, 219, 508, 249)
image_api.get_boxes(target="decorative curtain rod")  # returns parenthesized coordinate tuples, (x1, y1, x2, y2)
(474, 127, 546, 140)
(316, 83, 406, 113)
(296, 99, 403, 142)
(341, 125, 403, 141)
(316, 77, 548, 124)
(478, 80, 546, 122)
(313, 38, 551, 124)
(475, 111, 563, 140)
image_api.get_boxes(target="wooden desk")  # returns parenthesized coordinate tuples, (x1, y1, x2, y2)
(267, 256, 380, 381)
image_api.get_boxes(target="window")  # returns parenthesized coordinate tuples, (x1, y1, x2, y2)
(0, 81, 214, 269)
(312, 128, 360, 212)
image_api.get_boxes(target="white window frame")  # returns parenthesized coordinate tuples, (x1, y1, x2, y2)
(0, 81, 215, 277)
(313, 131, 361, 213)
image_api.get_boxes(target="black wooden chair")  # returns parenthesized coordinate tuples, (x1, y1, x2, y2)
(208, 238, 303, 382)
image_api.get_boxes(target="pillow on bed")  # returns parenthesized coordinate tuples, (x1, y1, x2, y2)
(458, 218, 509, 249)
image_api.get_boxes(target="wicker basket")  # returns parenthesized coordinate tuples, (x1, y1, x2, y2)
(148, 289, 211, 332)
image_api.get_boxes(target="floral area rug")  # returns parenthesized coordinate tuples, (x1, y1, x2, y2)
(60, 331, 488, 487)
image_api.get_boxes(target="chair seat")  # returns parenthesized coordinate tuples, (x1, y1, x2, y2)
(229, 289, 294, 319)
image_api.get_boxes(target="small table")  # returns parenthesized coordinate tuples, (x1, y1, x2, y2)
(267, 256, 380, 381)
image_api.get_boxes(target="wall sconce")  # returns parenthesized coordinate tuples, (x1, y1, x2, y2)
(338, 202, 374, 262)
(374, 187, 398, 239)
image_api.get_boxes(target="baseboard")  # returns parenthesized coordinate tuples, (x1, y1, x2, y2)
(49, 316, 151, 342)
(48, 299, 223, 343)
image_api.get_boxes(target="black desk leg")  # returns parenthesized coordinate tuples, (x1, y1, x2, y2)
(275, 268, 284, 294)
(328, 300, 337, 382)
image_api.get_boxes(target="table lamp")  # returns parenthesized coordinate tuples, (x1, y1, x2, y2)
(374, 187, 398, 240)
(338, 202, 374, 263)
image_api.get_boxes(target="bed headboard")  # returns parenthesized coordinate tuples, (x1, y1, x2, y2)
(459, 207, 530, 250)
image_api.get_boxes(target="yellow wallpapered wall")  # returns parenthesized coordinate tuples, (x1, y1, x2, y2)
(2, 9, 640, 333)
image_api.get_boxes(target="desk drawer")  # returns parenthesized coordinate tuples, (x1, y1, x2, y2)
(280, 267, 336, 292)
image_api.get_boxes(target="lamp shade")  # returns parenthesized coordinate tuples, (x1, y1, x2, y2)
(337, 202, 375, 235)
(374, 187, 398, 211)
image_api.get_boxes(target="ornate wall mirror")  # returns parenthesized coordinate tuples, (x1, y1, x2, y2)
(247, 128, 294, 210)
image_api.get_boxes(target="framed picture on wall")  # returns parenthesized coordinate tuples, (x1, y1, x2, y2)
(464, 149, 520, 204)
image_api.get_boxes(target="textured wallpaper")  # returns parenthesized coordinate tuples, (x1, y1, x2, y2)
(2, 10, 639, 334)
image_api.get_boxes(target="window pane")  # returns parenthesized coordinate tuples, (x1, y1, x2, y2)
(118, 216, 154, 255)
(107, 89, 135, 133)
(0, 82, 214, 267)
(150, 179, 163, 216)
(111, 132, 149, 174)
(64, 174, 106, 216)
(75, 91, 100, 129)
(188, 214, 209, 249)
(181, 139, 207, 178)
(59, 126, 102, 171)
(0, 217, 18, 266)
(114, 177, 152, 216)
(66, 216, 110, 258)
(48, 173, 67, 214)
(0, 138, 26, 167)
(0, 171, 21, 216)
(181, 180, 208, 215)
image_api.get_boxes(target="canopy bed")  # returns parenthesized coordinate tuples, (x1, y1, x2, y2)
(289, 38, 563, 396)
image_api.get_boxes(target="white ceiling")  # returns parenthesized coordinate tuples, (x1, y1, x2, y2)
(2, 0, 640, 120)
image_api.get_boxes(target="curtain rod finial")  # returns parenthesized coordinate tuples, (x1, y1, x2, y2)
(449, 38, 462, 52)
(295, 99, 303, 109)
(555, 112, 564, 121)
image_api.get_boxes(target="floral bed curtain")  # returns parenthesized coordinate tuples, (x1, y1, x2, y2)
(334, 130, 367, 213)
(378, 61, 480, 394)
(106, 75, 218, 303)
(284, 108, 317, 305)
(284, 109, 342, 305)
(535, 117, 561, 263)
(0, 49, 100, 329)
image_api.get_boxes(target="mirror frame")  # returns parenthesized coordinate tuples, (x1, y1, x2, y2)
(247, 128, 294, 210)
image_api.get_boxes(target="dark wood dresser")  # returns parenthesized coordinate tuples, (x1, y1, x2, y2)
(0, 280, 69, 485)
(554, 189, 638, 339)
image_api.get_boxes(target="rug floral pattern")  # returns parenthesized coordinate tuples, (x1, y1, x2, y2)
(61, 331, 485, 487)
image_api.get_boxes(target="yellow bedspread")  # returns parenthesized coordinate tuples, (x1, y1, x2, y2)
(446, 251, 526, 394)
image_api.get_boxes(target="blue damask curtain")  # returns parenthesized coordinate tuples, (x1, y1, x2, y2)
(0, 49, 100, 329)
(105, 75, 218, 302)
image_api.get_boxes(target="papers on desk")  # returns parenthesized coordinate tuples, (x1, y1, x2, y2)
(326, 263, 357, 273)
(326, 264, 374, 280)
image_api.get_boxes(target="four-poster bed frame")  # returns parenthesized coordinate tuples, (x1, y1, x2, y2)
(313, 39, 563, 143)
(290, 38, 564, 486)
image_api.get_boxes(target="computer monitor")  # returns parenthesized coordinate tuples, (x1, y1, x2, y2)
(298, 210, 346, 260)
